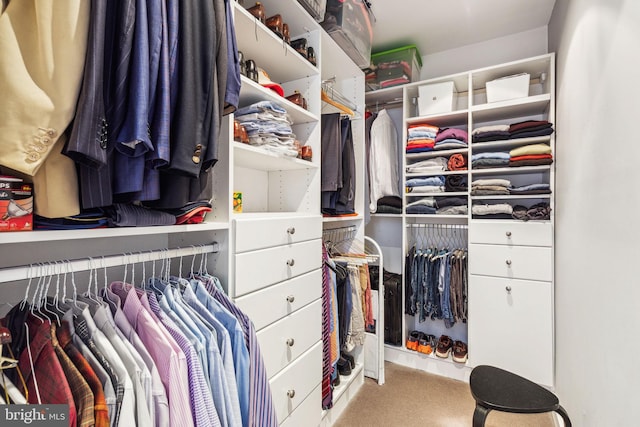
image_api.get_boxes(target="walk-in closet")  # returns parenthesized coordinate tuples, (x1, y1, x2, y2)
(0, 0, 638, 425)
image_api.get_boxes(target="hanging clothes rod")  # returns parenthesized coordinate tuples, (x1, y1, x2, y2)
(0, 243, 219, 284)
(406, 223, 468, 229)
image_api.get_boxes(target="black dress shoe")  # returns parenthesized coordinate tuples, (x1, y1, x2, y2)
(341, 352, 355, 369)
(337, 357, 352, 376)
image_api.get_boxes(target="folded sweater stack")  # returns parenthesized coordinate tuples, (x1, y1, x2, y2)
(472, 120, 554, 143)
(405, 175, 445, 193)
(434, 127, 468, 150)
(509, 143, 553, 167)
(471, 178, 511, 196)
(407, 124, 438, 153)
(471, 151, 510, 169)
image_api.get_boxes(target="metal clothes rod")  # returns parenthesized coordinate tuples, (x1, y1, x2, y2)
(0, 243, 219, 284)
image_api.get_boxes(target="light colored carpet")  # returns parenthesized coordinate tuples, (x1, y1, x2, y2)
(333, 362, 554, 427)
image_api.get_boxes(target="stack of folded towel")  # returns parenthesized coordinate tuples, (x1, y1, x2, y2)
(406, 124, 438, 153)
(471, 151, 510, 168)
(405, 176, 445, 193)
(509, 120, 554, 139)
(470, 178, 511, 195)
(434, 128, 468, 150)
(406, 157, 448, 174)
(235, 101, 298, 157)
(509, 143, 553, 167)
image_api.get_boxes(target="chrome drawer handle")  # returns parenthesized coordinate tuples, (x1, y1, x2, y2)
(286, 295, 295, 303)
(286, 259, 295, 267)
(506, 286, 512, 293)
(287, 227, 296, 235)
(287, 389, 296, 398)
(505, 260, 512, 266)
(506, 231, 512, 237)
(286, 338, 295, 347)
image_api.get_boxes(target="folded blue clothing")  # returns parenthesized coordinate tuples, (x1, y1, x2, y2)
(235, 100, 287, 115)
(406, 147, 434, 153)
(434, 139, 468, 150)
(471, 151, 510, 161)
(405, 176, 445, 187)
(510, 183, 551, 192)
(406, 205, 437, 214)
(408, 130, 437, 139)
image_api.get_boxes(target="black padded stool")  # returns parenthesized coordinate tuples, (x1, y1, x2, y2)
(469, 365, 571, 427)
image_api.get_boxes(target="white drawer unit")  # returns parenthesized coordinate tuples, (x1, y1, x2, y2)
(234, 216, 322, 253)
(234, 239, 322, 297)
(270, 341, 323, 424)
(234, 269, 322, 331)
(469, 243, 553, 282)
(257, 299, 322, 379)
(469, 221, 553, 247)
(280, 384, 322, 427)
(468, 275, 553, 386)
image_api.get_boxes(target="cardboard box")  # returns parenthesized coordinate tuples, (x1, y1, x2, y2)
(418, 81, 457, 116)
(0, 176, 33, 232)
(486, 72, 530, 103)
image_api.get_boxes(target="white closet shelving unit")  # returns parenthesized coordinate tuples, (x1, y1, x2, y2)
(365, 53, 556, 386)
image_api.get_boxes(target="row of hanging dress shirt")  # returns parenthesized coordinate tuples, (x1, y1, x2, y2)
(1, 272, 277, 427)
(404, 246, 468, 328)
(321, 245, 374, 409)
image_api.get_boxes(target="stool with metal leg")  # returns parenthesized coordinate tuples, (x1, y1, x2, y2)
(469, 365, 571, 427)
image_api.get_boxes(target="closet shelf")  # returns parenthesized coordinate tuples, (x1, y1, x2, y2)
(320, 29, 362, 83)
(405, 110, 469, 128)
(406, 170, 468, 178)
(233, 142, 318, 171)
(406, 148, 468, 160)
(322, 215, 363, 223)
(405, 192, 468, 197)
(0, 222, 229, 245)
(239, 76, 318, 125)
(234, 3, 318, 83)
(470, 135, 552, 152)
(365, 86, 404, 108)
(233, 212, 322, 220)
(256, 0, 321, 38)
(471, 94, 551, 122)
(405, 214, 469, 220)
(384, 344, 469, 366)
(471, 195, 552, 200)
(470, 165, 552, 175)
(370, 213, 402, 218)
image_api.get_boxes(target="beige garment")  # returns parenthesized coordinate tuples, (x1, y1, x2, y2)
(0, 0, 89, 177)
(509, 143, 552, 157)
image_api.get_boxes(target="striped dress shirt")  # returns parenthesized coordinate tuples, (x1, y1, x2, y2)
(110, 282, 194, 427)
(147, 292, 221, 427)
(198, 276, 278, 427)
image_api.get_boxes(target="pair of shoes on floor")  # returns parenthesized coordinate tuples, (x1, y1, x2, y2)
(406, 331, 436, 355)
(435, 335, 468, 363)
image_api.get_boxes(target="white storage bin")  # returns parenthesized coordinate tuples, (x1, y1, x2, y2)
(418, 81, 456, 116)
(486, 73, 530, 103)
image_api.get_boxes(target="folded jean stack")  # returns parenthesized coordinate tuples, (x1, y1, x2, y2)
(234, 101, 298, 157)
(512, 203, 552, 220)
(509, 143, 553, 167)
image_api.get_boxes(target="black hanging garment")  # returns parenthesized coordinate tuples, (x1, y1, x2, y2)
(383, 270, 403, 345)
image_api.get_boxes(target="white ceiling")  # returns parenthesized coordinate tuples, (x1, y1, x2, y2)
(369, 0, 557, 56)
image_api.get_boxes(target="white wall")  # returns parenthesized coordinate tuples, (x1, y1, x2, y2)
(420, 27, 548, 79)
(548, 0, 640, 425)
